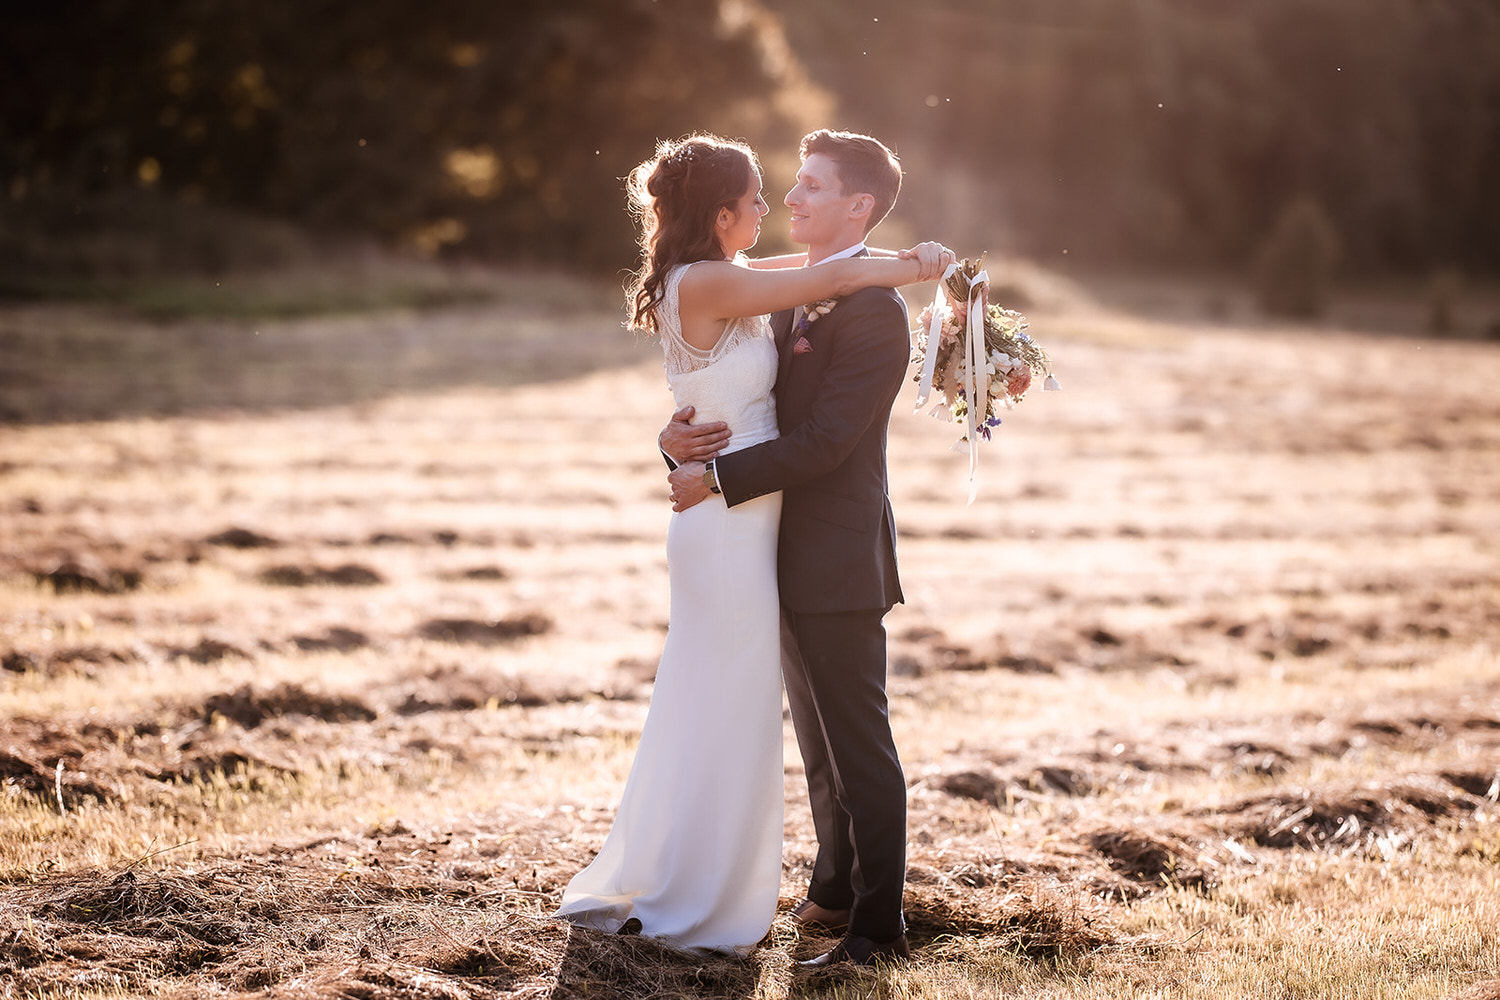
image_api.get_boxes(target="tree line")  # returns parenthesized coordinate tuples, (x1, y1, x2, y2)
(3, 0, 1497, 277)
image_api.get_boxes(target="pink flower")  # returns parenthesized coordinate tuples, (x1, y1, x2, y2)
(1006, 366, 1032, 397)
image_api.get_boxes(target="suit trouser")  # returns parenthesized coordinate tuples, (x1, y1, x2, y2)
(782, 606, 906, 941)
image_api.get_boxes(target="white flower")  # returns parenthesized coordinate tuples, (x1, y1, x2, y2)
(1043, 374, 1061, 391)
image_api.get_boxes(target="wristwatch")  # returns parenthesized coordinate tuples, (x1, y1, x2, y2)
(703, 459, 721, 495)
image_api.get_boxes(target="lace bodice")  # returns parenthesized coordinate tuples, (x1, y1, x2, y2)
(657, 263, 778, 455)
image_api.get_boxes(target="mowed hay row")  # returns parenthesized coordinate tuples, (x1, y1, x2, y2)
(0, 854, 574, 998)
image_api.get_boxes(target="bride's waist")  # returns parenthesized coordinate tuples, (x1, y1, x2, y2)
(672, 399, 778, 454)
(719, 425, 778, 456)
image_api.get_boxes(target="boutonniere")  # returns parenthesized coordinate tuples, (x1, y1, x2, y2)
(792, 299, 838, 354)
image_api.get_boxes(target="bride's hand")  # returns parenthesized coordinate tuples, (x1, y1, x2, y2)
(898, 242, 955, 283)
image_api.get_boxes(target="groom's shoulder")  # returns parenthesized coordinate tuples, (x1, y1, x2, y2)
(841, 284, 906, 312)
(836, 285, 908, 329)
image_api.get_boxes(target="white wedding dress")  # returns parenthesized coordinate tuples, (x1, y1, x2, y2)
(554, 262, 785, 955)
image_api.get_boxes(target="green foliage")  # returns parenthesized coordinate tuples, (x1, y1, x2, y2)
(1254, 197, 1342, 318)
(763, 0, 1500, 275)
(0, 0, 826, 274)
(3, 1, 1499, 276)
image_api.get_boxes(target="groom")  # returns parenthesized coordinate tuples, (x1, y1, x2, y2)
(663, 129, 924, 967)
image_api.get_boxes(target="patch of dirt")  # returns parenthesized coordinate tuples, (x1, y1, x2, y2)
(1441, 769, 1500, 800)
(143, 738, 302, 784)
(613, 656, 659, 686)
(258, 562, 386, 587)
(205, 527, 281, 549)
(366, 531, 418, 545)
(1210, 778, 1482, 850)
(0, 857, 500, 997)
(393, 665, 594, 714)
(0, 738, 119, 807)
(548, 926, 753, 1000)
(30, 557, 143, 594)
(441, 565, 509, 581)
(366, 529, 462, 547)
(2, 650, 42, 673)
(902, 872, 1114, 956)
(413, 614, 553, 645)
(934, 763, 1102, 806)
(167, 637, 254, 664)
(202, 683, 377, 728)
(1084, 827, 1216, 891)
(0, 718, 304, 805)
(891, 630, 1057, 677)
(3, 644, 142, 678)
(291, 627, 371, 653)
(938, 769, 1007, 806)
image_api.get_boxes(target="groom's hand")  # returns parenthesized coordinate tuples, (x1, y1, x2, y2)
(668, 462, 712, 512)
(660, 406, 731, 464)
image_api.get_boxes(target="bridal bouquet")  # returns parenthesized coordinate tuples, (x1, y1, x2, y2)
(911, 256, 1060, 501)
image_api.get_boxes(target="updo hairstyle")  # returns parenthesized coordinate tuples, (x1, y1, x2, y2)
(626, 134, 760, 334)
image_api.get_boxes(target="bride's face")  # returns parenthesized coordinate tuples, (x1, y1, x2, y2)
(717, 171, 769, 257)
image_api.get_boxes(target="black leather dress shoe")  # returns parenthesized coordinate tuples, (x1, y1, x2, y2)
(790, 899, 851, 935)
(800, 932, 910, 968)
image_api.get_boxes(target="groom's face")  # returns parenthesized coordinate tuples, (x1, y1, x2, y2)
(785, 153, 861, 248)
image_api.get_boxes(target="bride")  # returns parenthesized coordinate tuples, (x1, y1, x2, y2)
(553, 134, 946, 955)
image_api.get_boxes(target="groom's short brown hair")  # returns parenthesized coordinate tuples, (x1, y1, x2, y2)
(800, 129, 903, 234)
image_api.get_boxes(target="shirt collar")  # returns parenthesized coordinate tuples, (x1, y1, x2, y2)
(809, 242, 867, 265)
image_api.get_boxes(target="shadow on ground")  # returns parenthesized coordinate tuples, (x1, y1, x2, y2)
(0, 295, 643, 425)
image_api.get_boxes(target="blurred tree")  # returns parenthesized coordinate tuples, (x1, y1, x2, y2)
(1254, 196, 1342, 318)
(0, 0, 828, 271)
(761, 0, 1500, 276)
(3, 0, 1498, 276)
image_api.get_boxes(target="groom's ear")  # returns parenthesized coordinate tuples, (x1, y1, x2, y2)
(849, 193, 875, 225)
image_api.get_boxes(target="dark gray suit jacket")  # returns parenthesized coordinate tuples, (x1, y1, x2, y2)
(715, 281, 909, 614)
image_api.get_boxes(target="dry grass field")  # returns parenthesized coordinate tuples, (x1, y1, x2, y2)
(2, 266, 1498, 999)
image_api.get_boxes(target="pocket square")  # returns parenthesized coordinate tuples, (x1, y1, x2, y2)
(793, 336, 813, 355)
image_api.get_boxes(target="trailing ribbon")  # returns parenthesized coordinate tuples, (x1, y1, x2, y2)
(912, 262, 990, 503)
(961, 267, 988, 504)
(912, 261, 959, 412)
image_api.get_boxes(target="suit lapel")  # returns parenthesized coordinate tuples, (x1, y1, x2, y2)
(773, 307, 796, 384)
(773, 249, 866, 386)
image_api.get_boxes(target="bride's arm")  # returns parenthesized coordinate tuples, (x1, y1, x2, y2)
(743, 251, 807, 269)
(745, 246, 937, 269)
(681, 242, 951, 322)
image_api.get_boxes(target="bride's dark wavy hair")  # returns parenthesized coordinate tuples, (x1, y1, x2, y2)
(626, 134, 760, 334)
